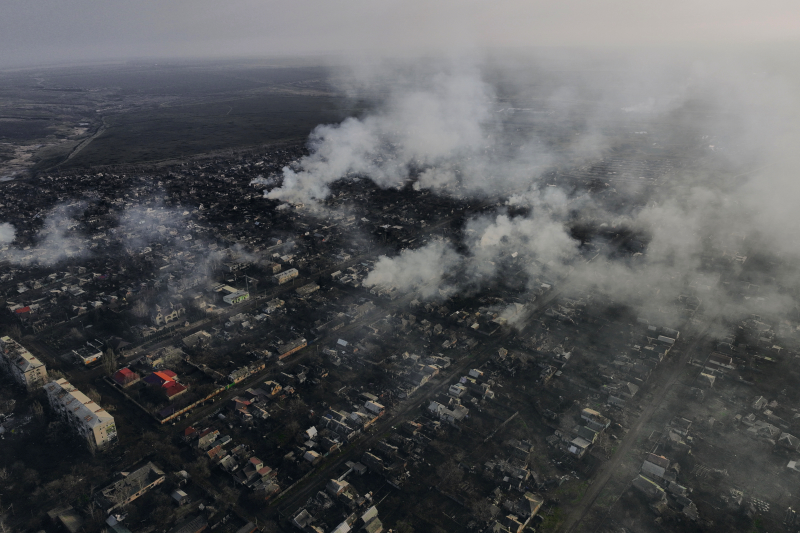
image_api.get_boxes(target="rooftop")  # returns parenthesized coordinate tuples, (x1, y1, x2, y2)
(45, 378, 114, 429)
(0, 336, 45, 373)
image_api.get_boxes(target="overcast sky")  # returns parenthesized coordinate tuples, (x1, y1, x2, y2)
(2, 0, 800, 68)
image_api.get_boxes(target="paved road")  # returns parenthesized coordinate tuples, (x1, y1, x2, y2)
(561, 324, 709, 533)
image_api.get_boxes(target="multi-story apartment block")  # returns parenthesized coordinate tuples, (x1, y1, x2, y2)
(273, 268, 299, 285)
(44, 378, 117, 450)
(0, 336, 47, 390)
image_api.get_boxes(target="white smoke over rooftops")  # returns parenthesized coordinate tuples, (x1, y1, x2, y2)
(363, 240, 460, 300)
(0, 222, 15, 244)
(272, 53, 800, 328)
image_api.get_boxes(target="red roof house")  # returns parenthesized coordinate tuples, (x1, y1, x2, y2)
(144, 369, 187, 399)
(164, 381, 188, 399)
(112, 368, 141, 387)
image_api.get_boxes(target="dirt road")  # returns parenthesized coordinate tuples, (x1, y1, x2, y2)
(561, 325, 708, 532)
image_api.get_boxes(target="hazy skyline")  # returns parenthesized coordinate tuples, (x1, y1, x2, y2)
(3, 0, 800, 68)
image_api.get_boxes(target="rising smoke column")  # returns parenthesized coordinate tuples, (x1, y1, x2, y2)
(1, 203, 89, 266)
(0, 222, 14, 244)
(363, 240, 461, 300)
(267, 69, 505, 203)
(276, 54, 800, 329)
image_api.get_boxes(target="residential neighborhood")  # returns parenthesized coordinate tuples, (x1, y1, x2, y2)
(1, 54, 799, 533)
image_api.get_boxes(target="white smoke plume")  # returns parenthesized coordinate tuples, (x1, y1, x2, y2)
(276, 52, 800, 330)
(250, 174, 278, 188)
(265, 54, 722, 207)
(267, 66, 538, 203)
(462, 210, 580, 290)
(0, 203, 88, 266)
(363, 240, 460, 300)
(0, 222, 14, 244)
(113, 202, 190, 253)
(1, 200, 207, 269)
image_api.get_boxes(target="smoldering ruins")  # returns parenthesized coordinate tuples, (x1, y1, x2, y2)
(2, 51, 800, 533)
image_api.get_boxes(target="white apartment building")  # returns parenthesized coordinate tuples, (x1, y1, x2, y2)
(44, 378, 117, 450)
(273, 268, 299, 285)
(0, 336, 47, 390)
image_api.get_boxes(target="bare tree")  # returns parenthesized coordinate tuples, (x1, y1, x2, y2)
(46, 421, 65, 444)
(188, 458, 210, 480)
(286, 420, 301, 437)
(7, 325, 21, 341)
(86, 387, 101, 403)
(436, 460, 463, 488)
(261, 520, 280, 533)
(219, 486, 239, 507)
(103, 348, 117, 376)
(132, 300, 148, 319)
(287, 398, 307, 419)
(471, 498, 494, 523)
(395, 519, 414, 533)
(30, 401, 44, 421)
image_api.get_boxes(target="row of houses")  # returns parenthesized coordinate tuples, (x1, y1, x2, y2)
(274, 268, 299, 285)
(632, 453, 699, 521)
(184, 425, 280, 496)
(227, 360, 266, 384)
(277, 337, 308, 360)
(549, 407, 611, 459)
(428, 399, 470, 425)
(300, 401, 385, 462)
(292, 482, 384, 533)
(448, 368, 496, 400)
(318, 399, 386, 443)
(603, 326, 679, 408)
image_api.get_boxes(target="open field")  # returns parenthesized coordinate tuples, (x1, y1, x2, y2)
(59, 94, 346, 169)
(0, 60, 361, 174)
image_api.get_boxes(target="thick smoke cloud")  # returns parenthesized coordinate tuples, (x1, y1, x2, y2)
(267, 63, 567, 204)
(250, 175, 278, 188)
(363, 240, 460, 300)
(268, 69, 497, 203)
(0, 223, 14, 244)
(284, 52, 800, 332)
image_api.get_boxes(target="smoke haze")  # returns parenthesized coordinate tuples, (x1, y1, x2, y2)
(3, 1, 800, 68)
(271, 50, 800, 331)
(4, 0, 800, 335)
(0, 223, 14, 244)
(364, 240, 461, 301)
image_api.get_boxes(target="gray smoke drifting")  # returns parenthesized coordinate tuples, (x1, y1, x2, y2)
(250, 175, 278, 188)
(1, 200, 209, 270)
(363, 240, 460, 300)
(267, 64, 555, 203)
(275, 51, 800, 330)
(0, 203, 88, 266)
(0, 223, 14, 244)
